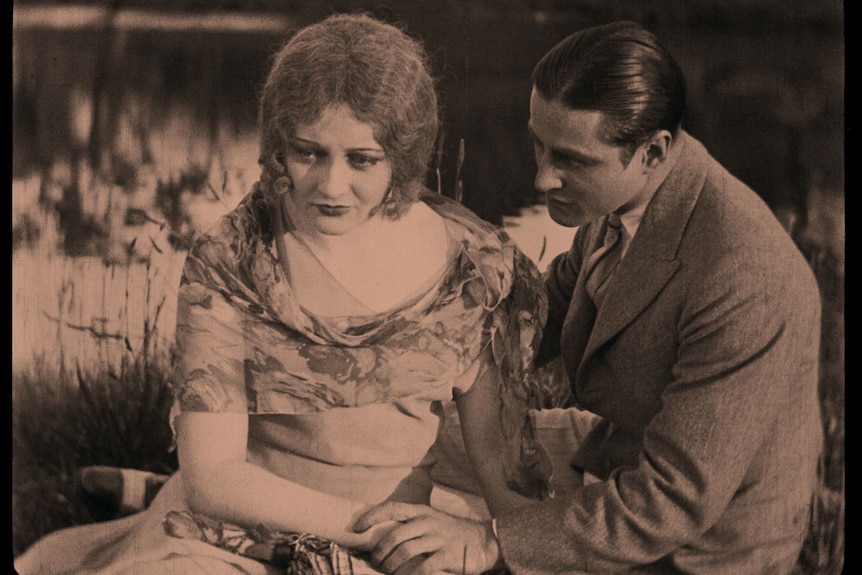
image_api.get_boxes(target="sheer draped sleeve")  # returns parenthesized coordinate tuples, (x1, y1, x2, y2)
(169, 189, 555, 496)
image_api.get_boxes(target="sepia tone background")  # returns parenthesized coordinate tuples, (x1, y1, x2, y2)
(12, 1, 844, 573)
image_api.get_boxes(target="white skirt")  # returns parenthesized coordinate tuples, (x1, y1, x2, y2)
(14, 471, 381, 575)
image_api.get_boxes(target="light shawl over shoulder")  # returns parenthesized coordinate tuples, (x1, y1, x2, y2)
(171, 186, 551, 497)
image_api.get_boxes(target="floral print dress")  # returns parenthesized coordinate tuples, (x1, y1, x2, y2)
(14, 188, 550, 575)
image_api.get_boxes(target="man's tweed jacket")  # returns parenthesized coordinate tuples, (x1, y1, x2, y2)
(496, 132, 823, 575)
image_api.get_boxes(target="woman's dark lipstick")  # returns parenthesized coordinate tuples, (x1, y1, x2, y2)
(315, 204, 351, 217)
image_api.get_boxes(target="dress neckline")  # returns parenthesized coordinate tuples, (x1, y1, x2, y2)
(273, 197, 456, 319)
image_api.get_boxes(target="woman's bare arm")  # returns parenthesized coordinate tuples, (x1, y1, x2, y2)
(454, 349, 539, 517)
(175, 411, 395, 551)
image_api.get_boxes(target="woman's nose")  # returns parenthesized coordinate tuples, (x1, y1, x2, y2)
(318, 159, 351, 198)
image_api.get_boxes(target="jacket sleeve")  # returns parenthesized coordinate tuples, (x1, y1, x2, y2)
(495, 245, 822, 574)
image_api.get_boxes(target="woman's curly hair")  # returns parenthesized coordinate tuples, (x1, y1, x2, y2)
(257, 13, 440, 218)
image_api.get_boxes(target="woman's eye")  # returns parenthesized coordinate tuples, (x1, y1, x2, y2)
(349, 155, 382, 169)
(288, 144, 317, 161)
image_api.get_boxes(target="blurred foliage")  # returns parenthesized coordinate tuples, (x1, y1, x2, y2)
(13, 0, 843, 227)
(12, 4, 843, 572)
(10, 0, 845, 31)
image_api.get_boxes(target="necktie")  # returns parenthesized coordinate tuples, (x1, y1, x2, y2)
(585, 213, 623, 309)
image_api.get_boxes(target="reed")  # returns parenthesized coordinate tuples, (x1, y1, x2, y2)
(12, 356, 179, 557)
(11, 150, 844, 574)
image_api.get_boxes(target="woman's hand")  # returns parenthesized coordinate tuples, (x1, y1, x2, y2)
(176, 412, 397, 550)
(352, 502, 503, 575)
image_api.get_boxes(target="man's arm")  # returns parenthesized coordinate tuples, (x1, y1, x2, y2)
(349, 349, 537, 575)
(495, 252, 821, 574)
(352, 503, 502, 575)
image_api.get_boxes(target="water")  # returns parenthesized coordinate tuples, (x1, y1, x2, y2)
(12, 5, 842, 377)
(13, 5, 844, 225)
(11, 162, 574, 378)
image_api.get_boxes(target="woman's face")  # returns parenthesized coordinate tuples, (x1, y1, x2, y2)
(283, 104, 393, 237)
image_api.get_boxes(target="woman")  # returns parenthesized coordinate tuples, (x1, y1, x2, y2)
(15, 13, 551, 575)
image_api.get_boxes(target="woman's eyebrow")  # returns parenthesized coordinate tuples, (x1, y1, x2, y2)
(347, 147, 385, 154)
(289, 137, 384, 154)
(288, 137, 320, 147)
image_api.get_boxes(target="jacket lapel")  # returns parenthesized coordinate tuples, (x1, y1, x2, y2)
(578, 133, 707, 368)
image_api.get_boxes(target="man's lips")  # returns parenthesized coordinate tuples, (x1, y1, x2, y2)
(546, 196, 575, 207)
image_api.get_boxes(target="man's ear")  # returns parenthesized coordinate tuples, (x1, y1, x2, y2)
(644, 130, 673, 169)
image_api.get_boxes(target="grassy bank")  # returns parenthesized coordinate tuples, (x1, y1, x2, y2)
(11, 126, 844, 574)
(12, 231, 845, 574)
(12, 357, 179, 558)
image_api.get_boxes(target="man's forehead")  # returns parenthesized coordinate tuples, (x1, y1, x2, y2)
(530, 98, 615, 151)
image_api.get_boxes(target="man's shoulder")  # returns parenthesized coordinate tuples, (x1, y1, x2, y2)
(683, 197, 817, 307)
(671, 144, 818, 294)
(683, 148, 796, 256)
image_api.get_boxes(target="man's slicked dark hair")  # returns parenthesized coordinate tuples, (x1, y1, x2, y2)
(532, 21, 686, 160)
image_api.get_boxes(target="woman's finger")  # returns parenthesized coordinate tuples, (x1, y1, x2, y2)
(352, 501, 428, 532)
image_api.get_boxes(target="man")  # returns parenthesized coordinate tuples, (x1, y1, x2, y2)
(354, 20, 822, 575)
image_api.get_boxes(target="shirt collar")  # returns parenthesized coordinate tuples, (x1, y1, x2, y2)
(617, 133, 688, 243)
(619, 201, 648, 240)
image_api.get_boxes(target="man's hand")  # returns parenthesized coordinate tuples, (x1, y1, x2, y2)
(352, 502, 503, 575)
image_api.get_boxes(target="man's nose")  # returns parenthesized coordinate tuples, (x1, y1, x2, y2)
(534, 155, 562, 193)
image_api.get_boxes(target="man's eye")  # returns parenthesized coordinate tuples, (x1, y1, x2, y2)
(554, 153, 584, 168)
(531, 139, 544, 162)
(528, 133, 541, 151)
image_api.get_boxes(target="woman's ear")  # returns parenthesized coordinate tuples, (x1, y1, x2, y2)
(274, 174, 294, 195)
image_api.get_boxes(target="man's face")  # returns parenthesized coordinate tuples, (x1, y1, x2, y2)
(528, 88, 650, 227)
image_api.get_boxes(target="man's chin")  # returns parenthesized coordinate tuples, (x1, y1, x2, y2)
(546, 207, 584, 228)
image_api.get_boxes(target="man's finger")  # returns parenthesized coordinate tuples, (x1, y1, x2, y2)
(391, 554, 430, 575)
(372, 519, 443, 567)
(394, 535, 492, 575)
(352, 501, 427, 532)
(393, 557, 462, 575)
(403, 549, 470, 575)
